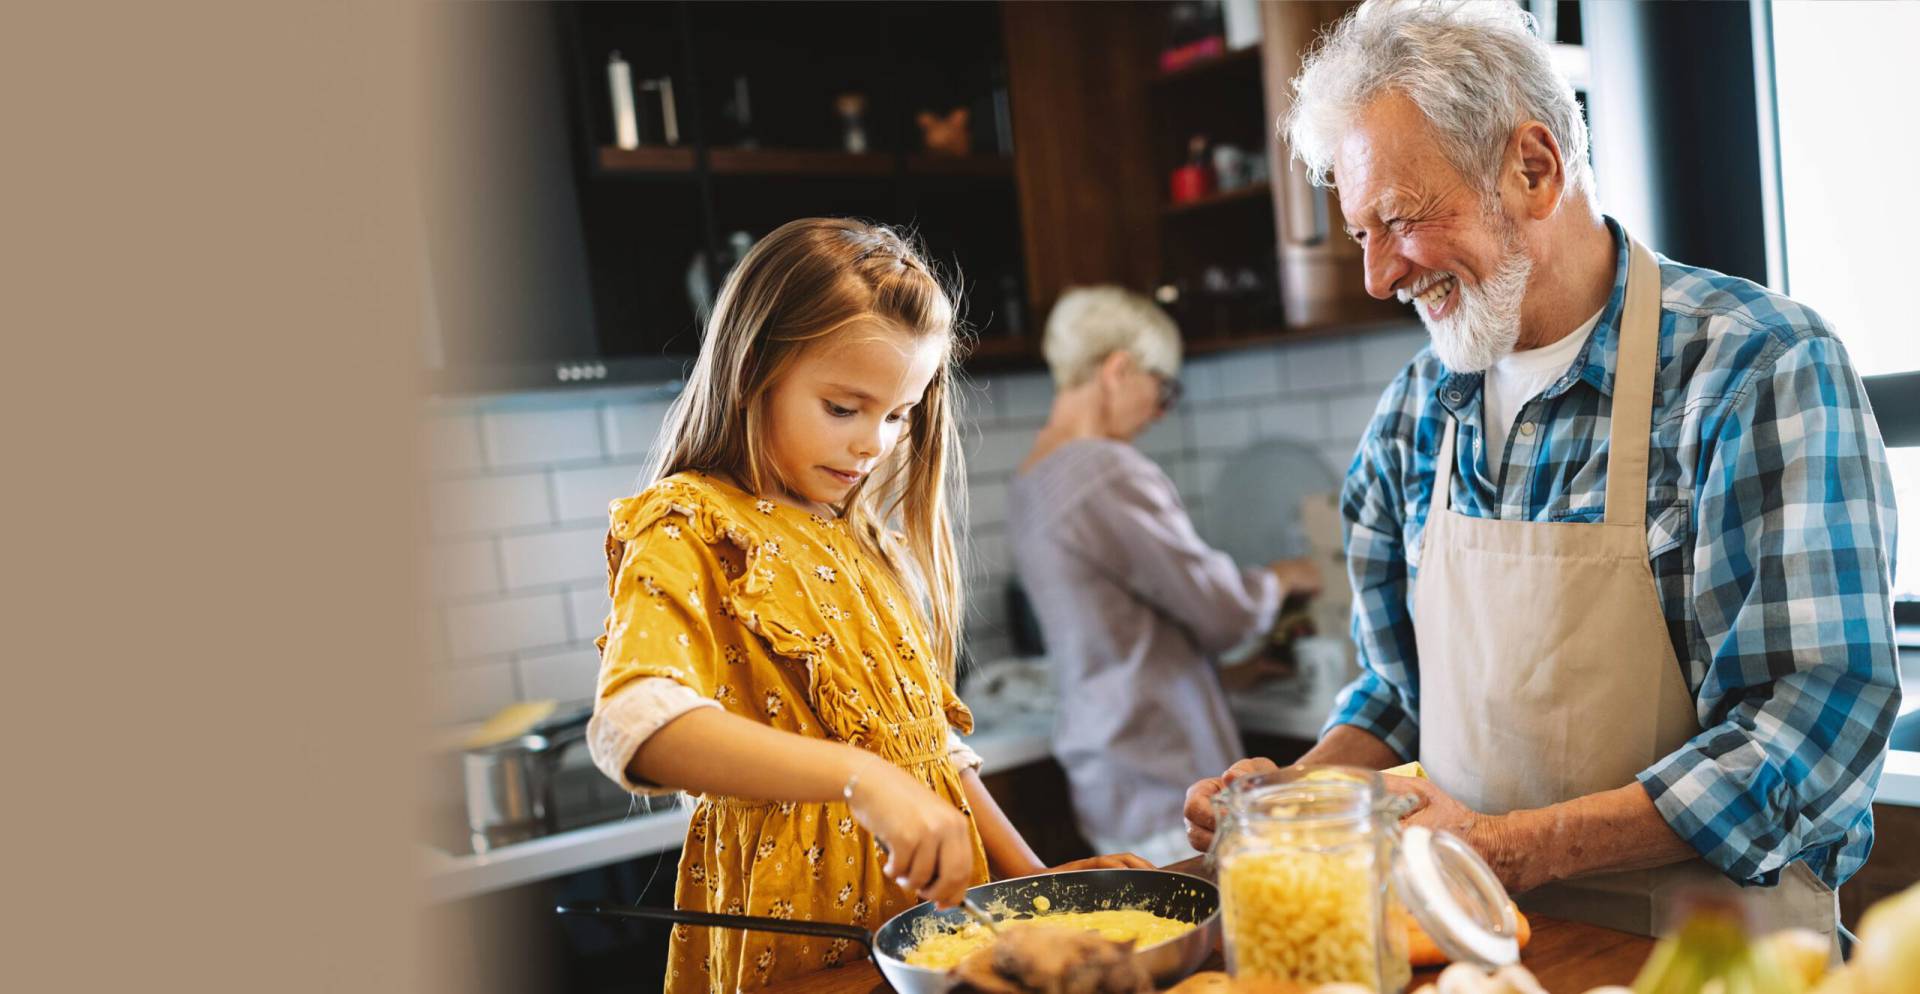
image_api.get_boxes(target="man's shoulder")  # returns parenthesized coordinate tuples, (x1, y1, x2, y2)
(1657, 257, 1839, 362)
(1654, 256, 1847, 408)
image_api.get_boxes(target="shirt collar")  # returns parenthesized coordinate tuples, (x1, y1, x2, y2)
(1435, 216, 1634, 419)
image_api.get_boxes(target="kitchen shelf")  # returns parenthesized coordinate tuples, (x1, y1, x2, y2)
(597, 145, 1015, 181)
(1162, 181, 1272, 217)
(1149, 46, 1262, 87)
(596, 145, 697, 173)
(708, 147, 894, 177)
(906, 154, 1015, 178)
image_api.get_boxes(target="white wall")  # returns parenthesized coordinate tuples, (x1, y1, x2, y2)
(418, 322, 1428, 727)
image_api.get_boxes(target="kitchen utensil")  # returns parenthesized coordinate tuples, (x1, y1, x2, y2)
(461, 704, 591, 853)
(959, 897, 1004, 936)
(556, 867, 1220, 994)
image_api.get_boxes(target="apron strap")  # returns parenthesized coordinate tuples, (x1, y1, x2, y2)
(1431, 237, 1659, 526)
(1604, 240, 1662, 528)
(1434, 411, 1459, 514)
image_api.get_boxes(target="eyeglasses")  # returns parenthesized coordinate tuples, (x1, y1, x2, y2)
(1152, 372, 1183, 411)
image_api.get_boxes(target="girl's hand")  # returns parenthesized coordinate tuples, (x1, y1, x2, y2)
(1052, 852, 1156, 871)
(844, 757, 975, 908)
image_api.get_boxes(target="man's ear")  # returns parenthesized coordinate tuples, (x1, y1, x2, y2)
(1508, 120, 1566, 220)
(1099, 350, 1134, 388)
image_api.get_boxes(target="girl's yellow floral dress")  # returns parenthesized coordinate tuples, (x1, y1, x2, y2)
(594, 473, 989, 994)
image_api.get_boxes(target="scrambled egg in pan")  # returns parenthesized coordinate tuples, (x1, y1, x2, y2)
(903, 909, 1196, 970)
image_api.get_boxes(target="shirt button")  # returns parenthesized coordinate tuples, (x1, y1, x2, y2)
(1447, 391, 1462, 403)
(1519, 422, 1536, 438)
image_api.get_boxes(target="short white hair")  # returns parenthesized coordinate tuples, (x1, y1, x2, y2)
(1285, 0, 1591, 197)
(1042, 286, 1182, 389)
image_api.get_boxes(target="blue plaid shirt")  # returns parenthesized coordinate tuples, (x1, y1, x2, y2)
(1326, 218, 1901, 889)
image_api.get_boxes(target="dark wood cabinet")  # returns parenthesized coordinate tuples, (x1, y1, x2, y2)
(1000, 0, 1407, 362)
(1841, 802, 1920, 931)
(427, 1, 1410, 391)
(1000, 1, 1164, 352)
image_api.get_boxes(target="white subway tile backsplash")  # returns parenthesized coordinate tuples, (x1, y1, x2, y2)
(1162, 456, 1199, 501)
(996, 373, 1055, 422)
(1357, 324, 1428, 385)
(1281, 340, 1361, 393)
(516, 645, 602, 706)
(968, 425, 1033, 476)
(481, 407, 604, 467)
(1190, 405, 1255, 451)
(553, 462, 648, 525)
(431, 473, 553, 536)
(431, 658, 521, 726)
(1216, 351, 1282, 400)
(445, 592, 570, 660)
(419, 328, 1419, 726)
(1318, 441, 1360, 476)
(1135, 412, 1186, 457)
(430, 538, 500, 600)
(567, 587, 611, 643)
(1188, 453, 1226, 497)
(1180, 356, 1224, 406)
(1325, 392, 1384, 448)
(603, 397, 675, 459)
(1255, 398, 1329, 443)
(968, 478, 1010, 529)
(500, 526, 609, 591)
(423, 414, 484, 474)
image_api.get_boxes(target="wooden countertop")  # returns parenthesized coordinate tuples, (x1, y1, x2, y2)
(759, 914, 1651, 994)
(759, 858, 1655, 994)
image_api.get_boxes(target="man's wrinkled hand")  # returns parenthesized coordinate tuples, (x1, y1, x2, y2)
(1182, 757, 1283, 852)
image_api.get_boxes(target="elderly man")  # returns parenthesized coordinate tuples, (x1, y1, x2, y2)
(1183, 1, 1899, 942)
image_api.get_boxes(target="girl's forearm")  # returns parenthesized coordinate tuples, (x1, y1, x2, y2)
(630, 707, 888, 802)
(959, 767, 1046, 878)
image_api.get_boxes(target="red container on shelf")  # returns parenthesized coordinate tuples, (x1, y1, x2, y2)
(1170, 162, 1216, 204)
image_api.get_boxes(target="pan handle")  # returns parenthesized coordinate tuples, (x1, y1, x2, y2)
(555, 900, 878, 958)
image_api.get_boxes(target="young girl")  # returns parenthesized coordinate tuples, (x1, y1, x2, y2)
(586, 218, 1149, 994)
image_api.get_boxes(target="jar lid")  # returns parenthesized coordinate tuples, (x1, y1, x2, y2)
(1392, 826, 1522, 968)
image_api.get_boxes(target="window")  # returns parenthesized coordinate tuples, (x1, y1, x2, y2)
(1770, 0, 1920, 377)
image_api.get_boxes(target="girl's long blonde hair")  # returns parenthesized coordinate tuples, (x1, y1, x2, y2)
(644, 218, 969, 681)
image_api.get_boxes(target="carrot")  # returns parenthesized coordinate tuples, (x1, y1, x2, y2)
(1398, 903, 1530, 967)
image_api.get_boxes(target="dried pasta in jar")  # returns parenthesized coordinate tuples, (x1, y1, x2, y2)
(1219, 846, 1383, 988)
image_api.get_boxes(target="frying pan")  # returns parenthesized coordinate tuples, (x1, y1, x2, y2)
(556, 867, 1220, 994)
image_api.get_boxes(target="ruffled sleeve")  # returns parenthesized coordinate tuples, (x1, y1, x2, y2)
(594, 483, 744, 702)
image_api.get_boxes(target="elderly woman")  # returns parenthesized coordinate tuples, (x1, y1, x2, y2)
(1007, 286, 1321, 867)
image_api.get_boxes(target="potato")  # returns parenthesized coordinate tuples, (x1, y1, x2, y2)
(1855, 882, 1920, 994)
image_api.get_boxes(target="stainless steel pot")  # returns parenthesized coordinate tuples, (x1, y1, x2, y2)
(557, 867, 1221, 994)
(461, 707, 589, 853)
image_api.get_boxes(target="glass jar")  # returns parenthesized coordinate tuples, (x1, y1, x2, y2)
(1210, 766, 1520, 993)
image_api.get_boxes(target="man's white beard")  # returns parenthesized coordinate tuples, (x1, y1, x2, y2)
(1418, 247, 1533, 374)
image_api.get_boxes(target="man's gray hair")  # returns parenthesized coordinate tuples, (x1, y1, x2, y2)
(1285, 0, 1590, 196)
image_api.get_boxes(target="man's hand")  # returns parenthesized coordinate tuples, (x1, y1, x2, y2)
(1183, 758, 1284, 853)
(1383, 774, 1539, 893)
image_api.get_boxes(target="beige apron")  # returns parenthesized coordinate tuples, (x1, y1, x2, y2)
(1411, 239, 1838, 942)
